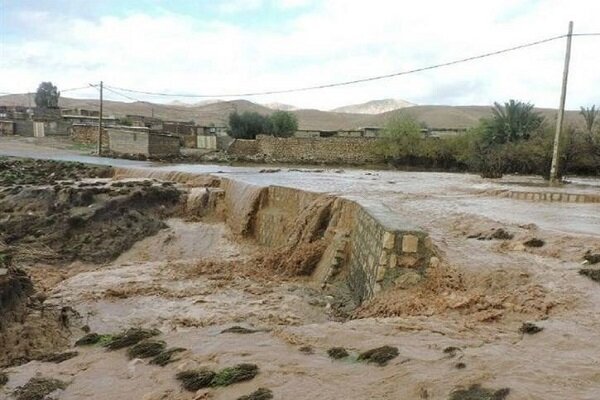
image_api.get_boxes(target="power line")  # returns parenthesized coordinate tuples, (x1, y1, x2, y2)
(105, 33, 571, 98)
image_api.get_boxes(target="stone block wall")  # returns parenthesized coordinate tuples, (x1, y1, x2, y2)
(227, 135, 383, 164)
(108, 129, 150, 155)
(71, 124, 109, 150)
(228, 139, 260, 157)
(107, 129, 180, 157)
(148, 134, 181, 156)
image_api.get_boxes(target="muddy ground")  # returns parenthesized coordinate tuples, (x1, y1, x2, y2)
(1, 157, 600, 399)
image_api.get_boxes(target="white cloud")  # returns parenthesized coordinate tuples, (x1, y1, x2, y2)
(2, 0, 599, 110)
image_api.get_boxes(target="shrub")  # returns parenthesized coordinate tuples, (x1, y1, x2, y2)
(228, 111, 272, 139)
(270, 110, 298, 137)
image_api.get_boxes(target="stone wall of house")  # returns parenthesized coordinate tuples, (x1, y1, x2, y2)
(227, 135, 383, 164)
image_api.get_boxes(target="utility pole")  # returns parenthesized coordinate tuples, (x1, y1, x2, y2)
(549, 21, 573, 184)
(97, 81, 103, 156)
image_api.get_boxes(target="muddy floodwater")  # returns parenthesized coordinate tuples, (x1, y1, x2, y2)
(1, 139, 600, 400)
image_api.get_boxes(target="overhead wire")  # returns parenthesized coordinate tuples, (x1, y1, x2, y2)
(104, 33, 571, 98)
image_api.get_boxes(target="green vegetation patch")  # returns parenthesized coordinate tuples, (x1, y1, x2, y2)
(149, 347, 186, 366)
(176, 364, 260, 392)
(127, 340, 166, 359)
(449, 384, 510, 400)
(357, 345, 399, 366)
(212, 364, 259, 387)
(327, 347, 349, 360)
(237, 388, 274, 400)
(103, 328, 160, 350)
(13, 377, 68, 400)
(75, 333, 113, 346)
(176, 369, 217, 391)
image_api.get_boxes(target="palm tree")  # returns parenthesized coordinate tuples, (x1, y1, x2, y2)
(485, 100, 544, 144)
(580, 105, 599, 134)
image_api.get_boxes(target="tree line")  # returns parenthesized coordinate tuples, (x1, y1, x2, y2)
(228, 110, 298, 139)
(375, 100, 600, 178)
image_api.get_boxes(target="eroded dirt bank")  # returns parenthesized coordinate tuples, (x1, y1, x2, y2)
(2, 158, 600, 399)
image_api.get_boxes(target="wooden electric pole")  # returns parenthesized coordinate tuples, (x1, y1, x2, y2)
(549, 21, 574, 184)
(97, 81, 103, 156)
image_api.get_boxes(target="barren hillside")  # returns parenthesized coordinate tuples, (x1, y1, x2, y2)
(0, 94, 582, 130)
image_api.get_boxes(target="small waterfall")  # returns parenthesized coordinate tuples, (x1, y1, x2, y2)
(221, 179, 266, 236)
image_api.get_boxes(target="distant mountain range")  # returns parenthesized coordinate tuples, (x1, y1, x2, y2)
(331, 98, 414, 114)
(0, 94, 581, 131)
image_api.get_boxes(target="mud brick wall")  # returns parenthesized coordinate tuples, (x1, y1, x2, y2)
(71, 124, 109, 150)
(256, 135, 382, 164)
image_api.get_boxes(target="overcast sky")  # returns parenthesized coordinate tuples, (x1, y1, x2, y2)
(1, 0, 599, 110)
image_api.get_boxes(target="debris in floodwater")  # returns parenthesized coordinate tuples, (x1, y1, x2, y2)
(449, 384, 510, 400)
(149, 347, 186, 366)
(127, 340, 166, 359)
(579, 268, 600, 282)
(13, 377, 68, 400)
(221, 326, 258, 334)
(523, 238, 545, 248)
(36, 351, 78, 363)
(237, 388, 274, 400)
(299, 345, 314, 354)
(103, 328, 160, 350)
(584, 251, 600, 265)
(176, 369, 216, 391)
(519, 322, 543, 335)
(455, 362, 467, 369)
(0, 371, 8, 387)
(259, 169, 281, 173)
(327, 347, 349, 359)
(357, 345, 399, 366)
(212, 363, 260, 386)
(489, 229, 514, 240)
(443, 346, 461, 357)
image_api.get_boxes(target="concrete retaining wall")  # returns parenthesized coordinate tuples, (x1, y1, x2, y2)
(113, 167, 436, 304)
(489, 189, 600, 203)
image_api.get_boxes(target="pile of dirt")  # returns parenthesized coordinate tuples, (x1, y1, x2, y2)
(355, 263, 554, 322)
(0, 158, 112, 186)
(0, 180, 182, 264)
(0, 259, 71, 368)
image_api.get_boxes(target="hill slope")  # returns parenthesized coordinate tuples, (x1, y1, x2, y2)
(0, 94, 582, 131)
(332, 99, 414, 114)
